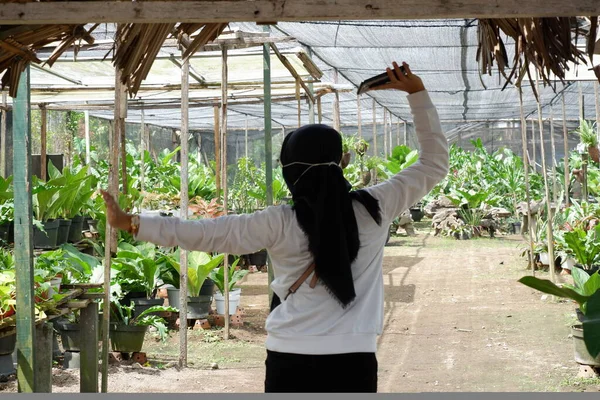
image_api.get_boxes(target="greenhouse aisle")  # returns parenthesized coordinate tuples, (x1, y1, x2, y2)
(1, 228, 597, 393)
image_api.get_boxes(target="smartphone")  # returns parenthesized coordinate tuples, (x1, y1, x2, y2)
(357, 65, 407, 95)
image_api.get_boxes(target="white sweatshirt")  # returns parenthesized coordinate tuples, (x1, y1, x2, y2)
(135, 90, 449, 355)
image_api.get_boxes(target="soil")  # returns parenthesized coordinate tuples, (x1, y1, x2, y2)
(1, 224, 600, 393)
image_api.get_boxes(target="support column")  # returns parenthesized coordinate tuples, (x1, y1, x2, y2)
(40, 105, 47, 180)
(357, 95, 362, 138)
(333, 70, 340, 131)
(221, 45, 230, 339)
(372, 100, 377, 156)
(306, 47, 315, 125)
(140, 108, 146, 191)
(84, 110, 91, 167)
(214, 105, 221, 197)
(179, 55, 190, 365)
(80, 301, 99, 393)
(0, 91, 6, 178)
(33, 322, 52, 393)
(13, 65, 35, 393)
(263, 25, 274, 302)
(562, 94, 570, 207)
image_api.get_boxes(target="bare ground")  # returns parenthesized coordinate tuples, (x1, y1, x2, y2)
(2, 224, 600, 393)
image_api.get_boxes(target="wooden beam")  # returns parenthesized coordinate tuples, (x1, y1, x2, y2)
(269, 43, 315, 104)
(13, 64, 36, 393)
(33, 322, 52, 393)
(79, 301, 99, 393)
(40, 104, 47, 181)
(1, 1, 599, 24)
(179, 56, 190, 365)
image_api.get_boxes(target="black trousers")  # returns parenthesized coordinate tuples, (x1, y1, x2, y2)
(265, 293, 378, 393)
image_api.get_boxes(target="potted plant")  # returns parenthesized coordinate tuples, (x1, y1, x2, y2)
(210, 260, 248, 315)
(31, 174, 65, 249)
(109, 300, 177, 353)
(341, 135, 357, 169)
(0, 270, 16, 320)
(564, 224, 600, 276)
(575, 119, 599, 163)
(160, 251, 223, 319)
(112, 242, 164, 317)
(519, 272, 600, 365)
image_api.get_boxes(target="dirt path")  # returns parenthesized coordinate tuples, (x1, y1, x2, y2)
(2, 227, 599, 393)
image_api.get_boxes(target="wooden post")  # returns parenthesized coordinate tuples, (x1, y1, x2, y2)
(388, 113, 393, 155)
(518, 86, 536, 276)
(306, 47, 315, 125)
(13, 64, 36, 393)
(84, 110, 91, 167)
(562, 94, 570, 207)
(404, 121, 407, 146)
(296, 79, 301, 128)
(179, 55, 190, 366)
(214, 105, 221, 197)
(549, 106, 558, 203)
(120, 104, 127, 195)
(40, 104, 47, 181)
(263, 26, 274, 303)
(245, 117, 248, 159)
(140, 108, 145, 192)
(317, 97, 322, 124)
(531, 119, 537, 172)
(80, 301, 99, 393)
(579, 81, 585, 121)
(0, 91, 6, 178)
(372, 100, 377, 156)
(33, 322, 52, 393)
(357, 95, 362, 138)
(383, 109, 388, 158)
(536, 77, 555, 283)
(221, 45, 230, 339)
(595, 80, 600, 145)
(333, 70, 340, 131)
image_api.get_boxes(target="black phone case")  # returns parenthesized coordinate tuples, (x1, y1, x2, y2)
(357, 66, 407, 95)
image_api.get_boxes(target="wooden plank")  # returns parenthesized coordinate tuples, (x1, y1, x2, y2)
(269, 43, 315, 104)
(13, 64, 36, 393)
(61, 283, 103, 289)
(1, 1, 599, 24)
(80, 301, 99, 393)
(179, 55, 190, 367)
(33, 322, 53, 393)
(40, 105, 47, 181)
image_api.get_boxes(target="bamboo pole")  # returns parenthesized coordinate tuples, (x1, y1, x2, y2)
(40, 105, 47, 181)
(306, 47, 315, 125)
(140, 108, 145, 191)
(84, 110, 91, 167)
(383, 109, 388, 158)
(397, 119, 401, 146)
(596, 80, 600, 145)
(245, 116, 248, 159)
(372, 100, 377, 156)
(549, 106, 558, 203)
(579, 81, 585, 121)
(333, 70, 340, 131)
(214, 105, 221, 197)
(120, 103, 127, 194)
(531, 119, 537, 172)
(13, 64, 35, 393)
(263, 26, 274, 304)
(296, 79, 301, 128)
(0, 91, 6, 178)
(221, 45, 230, 339)
(317, 97, 322, 124)
(536, 77, 555, 283)
(562, 94, 570, 207)
(178, 55, 190, 367)
(357, 95, 362, 138)
(518, 86, 536, 276)
(404, 121, 407, 146)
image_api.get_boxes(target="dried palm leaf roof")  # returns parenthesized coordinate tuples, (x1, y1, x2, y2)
(0, 16, 598, 100)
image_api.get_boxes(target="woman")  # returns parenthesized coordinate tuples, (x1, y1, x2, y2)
(101, 61, 449, 393)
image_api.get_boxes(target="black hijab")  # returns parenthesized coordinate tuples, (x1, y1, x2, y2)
(279, 124, 382, 308)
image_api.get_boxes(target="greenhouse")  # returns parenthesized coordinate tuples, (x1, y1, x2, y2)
(0, 0, 600, 393)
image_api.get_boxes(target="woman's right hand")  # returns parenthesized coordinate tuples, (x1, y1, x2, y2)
(368, 61, 425, 95)
(100, 190, 132, 231)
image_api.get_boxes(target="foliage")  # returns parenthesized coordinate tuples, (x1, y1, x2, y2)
(575, 119, 598, 147)
(159, 250, 224, 297)
(111, 242, 161, 298)
(110, 300, 177, 343)
(385, 145, 419, 174)
(209, 259, 248, 295)
(564, 225, 600, 270)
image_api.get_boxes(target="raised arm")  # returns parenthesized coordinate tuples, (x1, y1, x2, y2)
(101, 190, 283, 255)
(363, 62, 449, 222)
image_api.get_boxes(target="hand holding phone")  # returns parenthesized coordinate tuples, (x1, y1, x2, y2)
(357, 62, 425, 95)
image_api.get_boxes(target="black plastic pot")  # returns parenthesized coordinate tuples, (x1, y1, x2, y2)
(409, 208, 425, 222)
(132, 298, 164, 318)
(87, 219, 99, 234)
(33, 219, 59, 249)
(56, 219, 72, 246)
(68, 215, 84, 243)
(187, 295, 212, 319)
(247, 249, 268, 266)
(200, 279, 215, 296)
(572, 324, 600, 366)
(109, 324, 148, 353)
(0, 333, 16, 356)
(82, 216, 91, 231)
(55, 320, 82, 352)
(0, 222, 10, 244)
(7, 221, 14, 244)
(573, 264, 600, 276)
(122, 291, 146, 305)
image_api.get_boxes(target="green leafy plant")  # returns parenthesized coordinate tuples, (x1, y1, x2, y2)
(160, 250, 225, 297)
(112, 242, 161, 299)
(209, 259, 248, 295)
(575, 119, 598, 148)
(385, 145, 419, 175)
(564, 225, 600, 270)
(111, 300, 178, 343)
